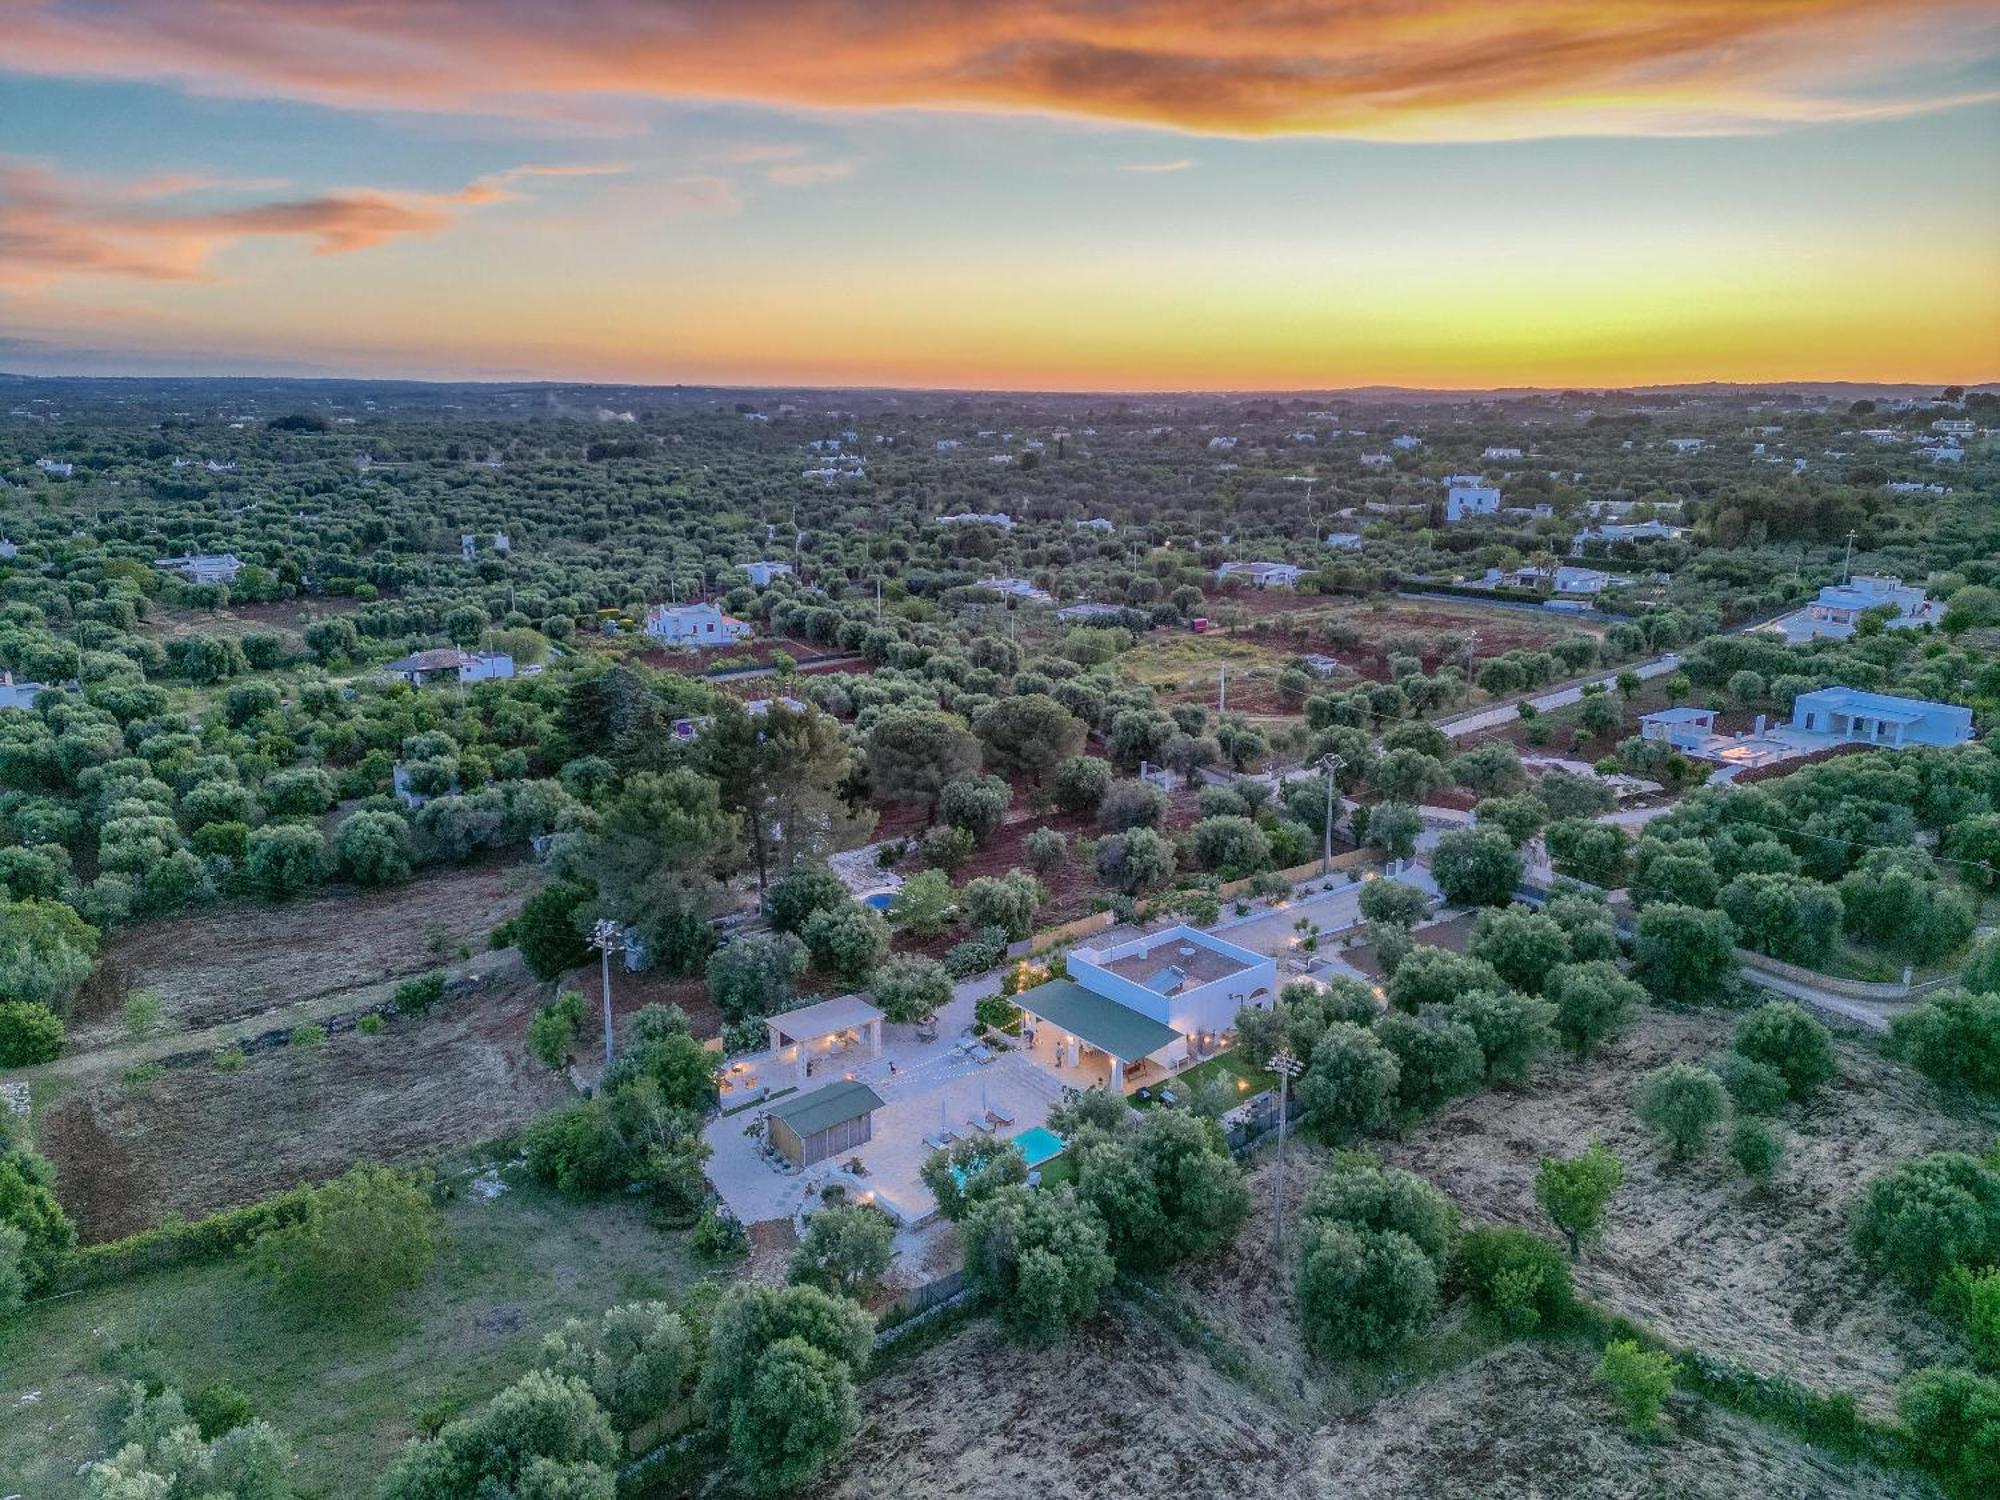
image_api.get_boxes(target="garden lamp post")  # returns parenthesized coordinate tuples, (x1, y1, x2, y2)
(590, 918, 623, 1070)
(1271, 1048, 1303, 1255)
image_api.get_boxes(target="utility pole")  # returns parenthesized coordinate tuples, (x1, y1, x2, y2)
(1271, 1048, 1303, 1255)
(1842, 529, 1857, 584)
(1320, 753, 1345, 873)
(590, 919, 624, 1070)
(1218, 663, 1227, 717)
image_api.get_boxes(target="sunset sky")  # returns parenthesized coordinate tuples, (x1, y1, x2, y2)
(2, 0, 1997, 389)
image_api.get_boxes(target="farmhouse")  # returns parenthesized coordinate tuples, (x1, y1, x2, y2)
(154, 552, 244, 585)
(1639, 706, 1719, 750)
(0, 670, 54, 711)
(765, 1079, 885, 1168)
(1013, 925, 1276, 1094)
(644, 601, 751, 648)
(1445, 481, 1501, 523)
(1482, 564, 1628, 595)
(936, 511, 1013, 529)
(1790, 687, 1973, 748)
(1055, 600, 1128, 623)
(975, 577, 1054, 604)
(383, 649, 515, 686)
(1216, 560, 1303, 589)
(1324, 532, 1364, 549)
(1572, 519, 1688, 552)
(1482, 446, 1524, 460)
(738, 559, 793, 587)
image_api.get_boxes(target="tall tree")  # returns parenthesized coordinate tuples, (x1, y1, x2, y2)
(701, 700, 869, 893)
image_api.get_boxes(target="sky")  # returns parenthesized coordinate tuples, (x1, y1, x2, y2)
(2, 0, 1997, 391)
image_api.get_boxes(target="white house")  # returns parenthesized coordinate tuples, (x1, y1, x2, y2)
(155, 552, 244, 585)
(935, 439, 960, 452)
(1766, 574, 1937, 643)
(1921, 443, 1965, 464)
(645, 602, 751, 648)
(1217, 560, 1303, 589)
(1484, 564, 1628, 595)
(1207, 436, 1238, 452)
(975, 577, 1054, 605)
(383, 649, 515, 686)
(1055, 601, 1128, 623)
(492, 532, 511, 554)
(1390, 434, 1423, 450)
(1445, 482, 1501, 524)
(1933, 418, 1975, 437)
(1791, 687, 1973, 748)
(1076, 517, 1116, 533)
(1639, 706, 1719, 751)
(460, 533, 477, 561)
(0, 670, 53, 712)
(1358, 452, 1394, 468)
(36, 459, 74, 477)
(1666, 437, 1708, 453)
(1482, 446, 1524, 460)
(1013, 925, 1277, 1093)
(1572, 519, 1687, 552)
(0, 538, 17, 559)
(936, 511, 1013, 529)
(739, 560, 794, 588)
(1324, 532, 1364, 549)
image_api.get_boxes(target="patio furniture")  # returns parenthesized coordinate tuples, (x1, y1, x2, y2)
(922, 1131, 949, 1151)
(1159, 1088, 1179, 1107)
(986, 1106, 1015, 1127)
(966, 1116, 995, 1135)
(1134, 1087, 1152, 1103)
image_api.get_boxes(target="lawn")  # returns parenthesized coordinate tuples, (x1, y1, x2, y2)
(0, 1174, 711, 1499)
(1115, 634, 1296, 692)
(1133, 1048, 1277, 1109)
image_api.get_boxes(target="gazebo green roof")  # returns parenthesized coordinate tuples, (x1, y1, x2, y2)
(766, 1079, 884, 1138)
(1013, 977, 1182, 1063)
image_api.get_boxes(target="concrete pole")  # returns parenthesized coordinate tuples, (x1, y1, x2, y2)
(1271, 1054, 1297, 1256)
(599, 946, 614, 1069)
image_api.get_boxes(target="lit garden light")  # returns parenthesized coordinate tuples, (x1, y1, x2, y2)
(589, 918, 623, 1069)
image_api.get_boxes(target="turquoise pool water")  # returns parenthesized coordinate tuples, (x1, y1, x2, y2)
(1013, 1126, 1066, 1169)
(861, 890, 896, 911)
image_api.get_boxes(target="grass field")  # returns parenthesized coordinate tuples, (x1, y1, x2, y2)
(0, 1175, 708, 1499)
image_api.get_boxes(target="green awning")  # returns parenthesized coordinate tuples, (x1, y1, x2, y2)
(1014, 978, 1182, 1063)
(767, 1079, 884, 1137)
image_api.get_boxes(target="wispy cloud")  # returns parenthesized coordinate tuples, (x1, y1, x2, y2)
(0, 157, 627, 288)
(1, 1, 1993, 140)
(1124, 159, 1194, 173)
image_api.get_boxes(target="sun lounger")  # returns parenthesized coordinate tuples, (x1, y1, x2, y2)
(967, 1117, 995, 1134)
(923, 1131, 950, 1151)
(1159, 1088, 1178, 1106)
(986, 1106, 1015, 1127)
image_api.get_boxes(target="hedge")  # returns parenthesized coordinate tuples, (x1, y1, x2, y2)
(52, 1183, 324, 1293)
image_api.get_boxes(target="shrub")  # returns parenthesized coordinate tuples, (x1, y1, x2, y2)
(767, 864, 851, 936)
(1301, 1156, 1457, 1269)
(1454, 1225, 1571, 1332)
(539, 1300, 692, 1432)
(1635, 1063, 1727, 1162)
(1851, 1152, 2000, 1296)
(1024, 826, 1068, 874)
(1718, 1052, 1789, 1116)
(1536, 1143, 1623, 1256)
(938, 774, 1011, 842)
(1888, 988, 2000, 1098)
(1632, 904, 1737, 1004)
(920, 1136, 1029, 1221)
(1898, 1367, 2000, 1497)
(1375, 1010, 1484, 1117)
(523, 1100, 627, 1195)
(1936, 1264, 2000, 1372)
(1051, 754, 1113, 815)
(871, 953, 951, 1025)
(1095, 826, 1176, 894)
(243, 823, 329, 899)
(961, 870, 1043, 941)
(1073, 1108, 1248, 1270)
(1295, 1223, 1439, 1361)
(1732, 1001, 1835, 1100)
(1451, 989, 1555, 1081)
(1189, 815, 1273, 879)
(693, 1208, 750, 1262)
(1386, 947, 1503, 1014)
(393, 971, 446, 1014)
(1430, 828, 1523, 908)
(961, 1185, 1115, 1345)
(706, 930, 808, 1023)
(1730, 1119, 1783, 1182)
(1597, 1338, 1675, 1434)
(1468, 908, 1572, 994)
(0, 1001, 64, 1066)
(1546, 961, 1644, 1058)
(528, 990, 589, 1070)
(1297, 1022, 1400, 1144)
(252, 1164, 444, 1318)
(787, 1204, 896, 1299)
(381, 1369, 617, 1500)
(1357, 879, 1429, 930)
(334, 809, 413, 886)
(920, 823, 975, 871)
(1097, 779, 1169, 833)
(944, 926, 1010, 979)
(801, 904, 890, 986)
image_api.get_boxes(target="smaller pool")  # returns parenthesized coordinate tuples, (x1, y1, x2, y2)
(1012, 1126, 1066, 1169)
(861, 890, 897, 912)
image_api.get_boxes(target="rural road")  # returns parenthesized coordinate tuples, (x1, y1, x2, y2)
(1434, 653, 1682, 740)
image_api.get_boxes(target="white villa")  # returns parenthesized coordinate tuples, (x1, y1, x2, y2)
(739, 560, 794, 588)
(1445, 481, 1501, 523)
(1765, 574, 1938, 644)
(1217, 560, 1304, 589)
(1482, 446, 1524, 460)
(1324, 532, 1364, 549)
(645, 601, 751, 648)
(1055, 601, 1128, 623)
(1482, 564, 1628, 595)
(1014, 925, 1277, 1093)
(1572, 519, 1688, 552)
(936, 511, 1013, 529)
(155, 552, 244, 585)
(1791, 688, 1973, 748)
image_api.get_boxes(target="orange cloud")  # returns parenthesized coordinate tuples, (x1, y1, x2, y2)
(2, 0, 1993, 139)
(0, 159, 622, 288)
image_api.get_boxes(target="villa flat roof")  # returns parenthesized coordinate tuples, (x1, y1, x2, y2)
(765, 993, 884, 1043)
(1099, 935, 1252, 992)
(1014, 978, 1182, 1063)
(766, 1079, 884, 1138)
(1642, 707, 1716, 724)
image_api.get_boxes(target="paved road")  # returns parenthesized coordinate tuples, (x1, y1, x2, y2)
(1435, 654, 1682, 740)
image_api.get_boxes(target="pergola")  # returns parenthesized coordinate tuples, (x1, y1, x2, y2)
(764, 994, 885, 1086)
(1013, 977, 1182, 1093)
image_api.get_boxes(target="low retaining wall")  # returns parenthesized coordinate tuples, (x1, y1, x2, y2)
(1027, 909, 1115, 954)
(1734, 948, 1953, 1003)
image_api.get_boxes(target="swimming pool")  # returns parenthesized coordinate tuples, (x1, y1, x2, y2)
(1012, 1126, 1066, 1169)
(861, 890, 896, 912)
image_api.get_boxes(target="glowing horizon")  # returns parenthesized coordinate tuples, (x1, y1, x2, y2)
(2, 0, 1996, 388)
